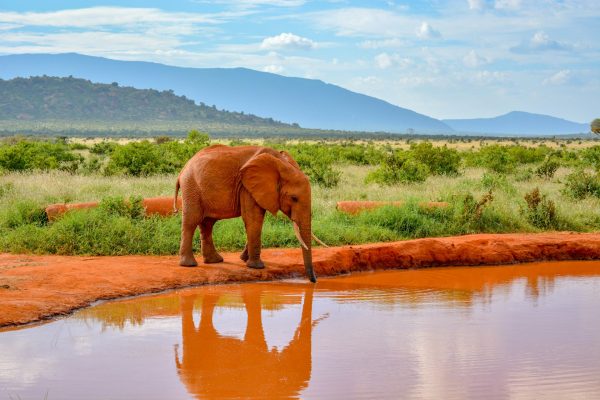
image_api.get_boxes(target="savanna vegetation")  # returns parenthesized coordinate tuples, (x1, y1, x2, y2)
(0, 132, 599, 256)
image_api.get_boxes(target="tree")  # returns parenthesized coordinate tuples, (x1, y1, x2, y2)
(591, 119, 600, 135)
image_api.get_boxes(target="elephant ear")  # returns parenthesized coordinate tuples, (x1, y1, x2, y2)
(240, 153, 282, 216)
(279, 150, 301, 170)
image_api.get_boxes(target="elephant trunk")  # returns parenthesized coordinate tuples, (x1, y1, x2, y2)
(293, 221, 317, 283)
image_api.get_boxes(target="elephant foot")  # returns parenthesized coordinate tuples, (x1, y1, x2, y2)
(179, 255, 198, 267)
(203, 253, 224, 264)
(246, 259, 265, 269)
(240, 248, 249, 262)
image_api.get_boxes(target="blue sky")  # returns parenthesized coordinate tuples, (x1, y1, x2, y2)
(0, 0, 598, 122)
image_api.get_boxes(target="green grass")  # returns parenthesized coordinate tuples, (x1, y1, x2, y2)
(1, 161, 599, 255)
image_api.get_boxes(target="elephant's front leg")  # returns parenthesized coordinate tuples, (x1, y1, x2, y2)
(241, 192, 266, 269)
(200, 218, 224, 263)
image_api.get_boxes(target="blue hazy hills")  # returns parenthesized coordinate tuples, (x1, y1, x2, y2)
(0, 53, 448, 133)
(0, 53, 589, 135)
(444, 111, 589, 136)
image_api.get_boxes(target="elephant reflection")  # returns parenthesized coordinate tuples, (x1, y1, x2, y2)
(174, 285, 321, 399)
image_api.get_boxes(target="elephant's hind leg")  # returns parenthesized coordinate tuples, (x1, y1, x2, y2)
(179, 203, 202, 267)
(200, 218, 224, 263)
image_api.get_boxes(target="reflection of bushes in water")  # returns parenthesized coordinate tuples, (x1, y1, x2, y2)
(77, 295, 183, 330)
(77, 289, 300, 329)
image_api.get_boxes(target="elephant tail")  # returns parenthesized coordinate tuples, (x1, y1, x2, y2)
(173, 177, 180, 214)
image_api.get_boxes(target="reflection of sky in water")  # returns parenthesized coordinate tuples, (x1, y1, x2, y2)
(1, 261, 599, 400)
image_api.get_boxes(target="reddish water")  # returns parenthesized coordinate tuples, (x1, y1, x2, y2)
(1, 261, 600, 399)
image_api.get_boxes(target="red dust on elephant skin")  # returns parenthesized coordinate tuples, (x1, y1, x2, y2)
(1, 232, 600, 329)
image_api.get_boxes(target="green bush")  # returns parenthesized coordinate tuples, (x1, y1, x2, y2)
(580, 146, 600, 171)
(104, 131, 210, 176)
(410, 142, 461, 175)
(366, 151, 430, 185)
(562, 169, 600, 199)
(468, 145, 517, 173)
(522, 188, 558, 229)
(0, 200, 48, 229)
(535, 156, 560, 179)
(98, 196, 145, 220)
(0, 139, 83, 172)
(105, 141, 164, 176)
(90, 141, 117, 155)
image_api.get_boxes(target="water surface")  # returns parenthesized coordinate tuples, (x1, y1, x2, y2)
(1, 261, 600, 399)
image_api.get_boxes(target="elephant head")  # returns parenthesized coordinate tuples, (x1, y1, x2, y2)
(240, 152, 318, 282)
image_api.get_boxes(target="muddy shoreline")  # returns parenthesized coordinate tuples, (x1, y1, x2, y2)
(2, 232, 600, 328)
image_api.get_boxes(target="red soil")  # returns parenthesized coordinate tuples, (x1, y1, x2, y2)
(1, 232, 600, 328)
(45, 196, 182, 220)
(337, 200, 449, 214)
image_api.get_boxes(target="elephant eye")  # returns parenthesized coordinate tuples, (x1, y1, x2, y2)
(291, 195, 299, 202)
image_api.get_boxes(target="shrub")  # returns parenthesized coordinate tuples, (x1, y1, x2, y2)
(480, 172, 515, 193)
(98, 196, 145, 220)
(285, 143, 341, 188)
(366, 151, 430, 185)
(457, 190, 494, 228)
(580, 146, 600, 171)
(0, 139, 83, 172)
(468, 145, 517, 173)
(105, 141, 164, 176)
(1, 200, 48, 229)
(410, 142, 461, 175)
(90, 141, 117, 155)
(522, 188, 558, 229)
(535, 156, 560, 179)
(562, 169, 600, 199)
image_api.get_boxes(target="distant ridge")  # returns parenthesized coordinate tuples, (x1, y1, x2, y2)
(444, 111, 588, 136)
(0, 53, 451, 134)
(0, 75, 287, 127)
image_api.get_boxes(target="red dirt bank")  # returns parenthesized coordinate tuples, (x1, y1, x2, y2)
(1, 232, 600, 328)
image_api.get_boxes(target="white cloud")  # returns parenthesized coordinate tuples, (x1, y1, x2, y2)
(196, 0, 305, 8)
(467, 0, 521, 11)
(467, 0, 488, 10)
(473, 70, 508, 84)
(308, 8, 412, 37)
(374, 52, 412, 69)
(494, 0, 522, 10)
(359, 38, 406, 49)
(543, 69, 571, 85)
(511, 31, 571, 53)
(416, 22, 441, 39)
(0, 7, 226, 28)
(260, 32, 316, 50)
(463, 50, 489, 68)
(263, 64, 284, 73)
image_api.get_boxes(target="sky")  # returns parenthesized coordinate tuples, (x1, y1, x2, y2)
(0, 0, 598, 123)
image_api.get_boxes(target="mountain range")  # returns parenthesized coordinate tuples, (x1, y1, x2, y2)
(0, 53, 448, 134)
(443, 111, 589, 136)
(0, 53, 591, 136)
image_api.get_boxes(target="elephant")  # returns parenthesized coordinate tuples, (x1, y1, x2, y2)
(174, 285, 322, 399)
(174, 145, 324, 282)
